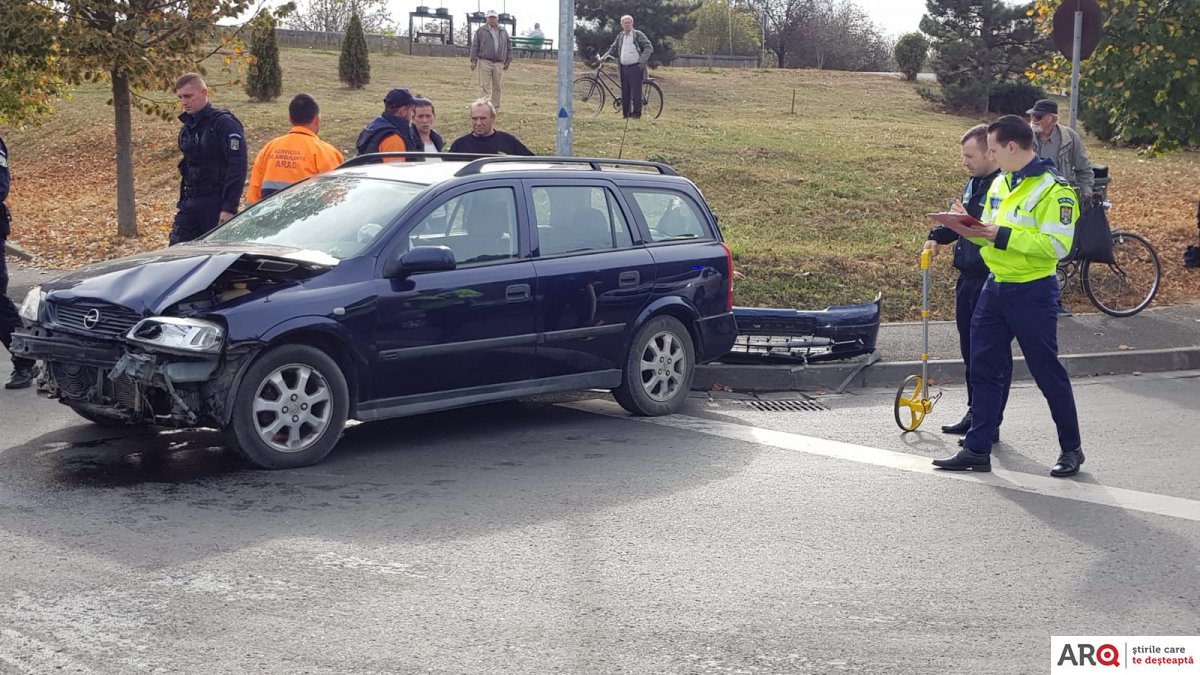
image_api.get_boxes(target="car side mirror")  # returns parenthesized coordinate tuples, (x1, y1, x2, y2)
(383, 245, 456, 278)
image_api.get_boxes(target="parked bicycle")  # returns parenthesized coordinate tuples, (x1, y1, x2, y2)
(1058, 166, 1161, 317)
(572, 57, 664, 120)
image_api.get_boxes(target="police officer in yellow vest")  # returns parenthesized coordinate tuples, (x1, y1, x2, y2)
(933, 115, 1085, 478)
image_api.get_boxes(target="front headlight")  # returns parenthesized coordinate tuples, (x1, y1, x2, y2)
(19, 286, 44, 322)
(126, 316, 225, 354)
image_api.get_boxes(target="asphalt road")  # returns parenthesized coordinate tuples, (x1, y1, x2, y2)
(1, 361, 1197, 673)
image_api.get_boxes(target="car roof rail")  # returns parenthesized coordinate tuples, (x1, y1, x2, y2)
(452, 156, 679, 177)
(337, 152, 492, 169)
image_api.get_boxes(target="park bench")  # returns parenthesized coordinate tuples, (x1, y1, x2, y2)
(511, 36, 553, 58)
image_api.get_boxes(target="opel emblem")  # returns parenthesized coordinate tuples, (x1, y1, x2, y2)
(82, 308, 101, 330)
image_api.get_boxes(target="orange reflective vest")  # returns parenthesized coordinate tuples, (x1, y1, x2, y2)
(246, 127, 345, 204)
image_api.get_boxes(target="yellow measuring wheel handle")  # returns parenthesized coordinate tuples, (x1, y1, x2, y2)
(919, 248, 931, 271)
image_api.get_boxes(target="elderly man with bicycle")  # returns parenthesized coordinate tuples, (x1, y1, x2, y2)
(602, 15, 653, 119)
(932, 115, 1085, 479)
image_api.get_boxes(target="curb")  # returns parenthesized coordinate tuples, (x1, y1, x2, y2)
(694, 346, 1200, 393)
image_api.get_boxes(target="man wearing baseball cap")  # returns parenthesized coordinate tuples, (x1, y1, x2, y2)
(354, 87, 420, 160)
(1028, 99, 1093, 199)
(470, 10, 512, 110)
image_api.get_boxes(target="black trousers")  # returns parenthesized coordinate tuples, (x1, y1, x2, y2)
(0, 243, 36, 371)
(171, 194, 223, 245)
(619, 63, 644, 118)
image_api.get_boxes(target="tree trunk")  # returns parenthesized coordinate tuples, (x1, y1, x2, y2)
(111, 69, 138, 237)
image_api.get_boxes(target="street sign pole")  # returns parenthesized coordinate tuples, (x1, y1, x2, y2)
(555, 0, 573, 156)
(1069, 9, 1082, 130)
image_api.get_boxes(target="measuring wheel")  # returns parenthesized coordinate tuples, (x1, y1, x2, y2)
(894, 374, 932, 431)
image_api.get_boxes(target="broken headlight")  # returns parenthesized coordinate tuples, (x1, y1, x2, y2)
(19, 286, 44, 322)
(126, 316, 224, 354)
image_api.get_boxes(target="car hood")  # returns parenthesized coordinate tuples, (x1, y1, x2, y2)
(42, 243, 337, 315)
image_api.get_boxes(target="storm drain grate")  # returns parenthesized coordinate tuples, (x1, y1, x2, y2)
(741, 399, 829, 412)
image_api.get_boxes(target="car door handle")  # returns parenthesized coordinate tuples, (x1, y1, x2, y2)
(619, 271, 640, 287)
(506, 283, 531, 302)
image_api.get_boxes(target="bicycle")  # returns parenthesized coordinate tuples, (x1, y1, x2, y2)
(1057, 169, 1161, 317)
(572, 57, 664, 120)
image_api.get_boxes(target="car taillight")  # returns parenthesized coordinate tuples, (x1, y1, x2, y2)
(722, 242, 734, 312)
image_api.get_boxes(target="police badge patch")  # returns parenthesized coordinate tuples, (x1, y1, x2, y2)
(229, 134, 241, 151)
(1060, 205, 1072, 224)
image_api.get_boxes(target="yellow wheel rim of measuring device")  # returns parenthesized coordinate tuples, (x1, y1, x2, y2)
(894, 373, 931, 431)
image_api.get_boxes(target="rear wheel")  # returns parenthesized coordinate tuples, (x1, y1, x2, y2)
(225, 344, 349, 469)
(641, 80, 664, 119)
(1081, 231, 1161, 317)
(613, 316, 695, 416)
(572, 76, 605, 118)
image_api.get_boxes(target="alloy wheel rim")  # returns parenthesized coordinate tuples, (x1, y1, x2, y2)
(639, 330, 686, 402)
(252, 363, 332, 453)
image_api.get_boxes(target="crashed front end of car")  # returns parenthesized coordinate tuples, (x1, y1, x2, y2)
(11, 247, 332, 428)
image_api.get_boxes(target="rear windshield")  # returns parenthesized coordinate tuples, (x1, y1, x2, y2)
(206, 175, 424, 259)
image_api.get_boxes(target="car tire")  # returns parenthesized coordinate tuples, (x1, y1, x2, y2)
(225, 344, 349, 469)
(613, 315, 696, 416)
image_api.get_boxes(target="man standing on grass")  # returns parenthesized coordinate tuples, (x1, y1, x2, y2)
(603, 15, 653, 119)
(0, 133, 37, 390)
(932, 115, 1084, 478)
(246, 94, 344, 205)
(470, 10, 511, 111)
(172, 73, 247, 244)
(924, 124, 1006, 439)
(449, 99, 534, 156)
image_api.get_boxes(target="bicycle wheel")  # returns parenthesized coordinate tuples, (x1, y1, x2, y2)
(641, 80, 664, 119)
(1081, 231, 1161, 317)
(572, 76, 605, 118)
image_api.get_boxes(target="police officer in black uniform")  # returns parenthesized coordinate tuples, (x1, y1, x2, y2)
(172, 73, 247, 245)
(924, 124, 1008, 438)
(0, 133, 37, 389)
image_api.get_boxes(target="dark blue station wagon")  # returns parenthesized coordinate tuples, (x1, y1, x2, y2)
(14, 156, 738, 468)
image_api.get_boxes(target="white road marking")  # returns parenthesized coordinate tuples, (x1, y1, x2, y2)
(564, 399, 1200, 524)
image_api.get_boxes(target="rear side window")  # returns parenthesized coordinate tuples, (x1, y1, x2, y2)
(533, 185, 634, 255)
(623, 189, 711, 243)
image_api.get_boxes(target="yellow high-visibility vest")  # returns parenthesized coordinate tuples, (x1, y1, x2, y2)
(968, 168, 1078, 283)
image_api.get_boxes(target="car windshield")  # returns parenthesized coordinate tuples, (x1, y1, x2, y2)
(205, 175, 425, 259)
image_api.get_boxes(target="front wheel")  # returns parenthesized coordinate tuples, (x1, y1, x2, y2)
(641, 80, 664, 119)
(572, 76, 605, 118)
(1081, 231, 1161, 317)
(225, 344, 349, 469)
(613, 315, 695, 416)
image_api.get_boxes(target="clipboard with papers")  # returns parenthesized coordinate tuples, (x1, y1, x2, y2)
(927, 211, 990, 238)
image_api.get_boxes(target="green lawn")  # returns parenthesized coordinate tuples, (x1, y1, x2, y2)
(6, 48, 1200, 320)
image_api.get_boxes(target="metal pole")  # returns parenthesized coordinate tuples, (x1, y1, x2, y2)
(555, 0, 573, 156)
(1069, 9, 1082, 130)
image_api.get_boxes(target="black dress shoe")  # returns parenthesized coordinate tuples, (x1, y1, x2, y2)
(958, 431, 1000, 447)
(4, 368, 34, 390)
(932, 448, 991, 472)
(1050, 449, 1085, 477)
(941, 413, 972, 435)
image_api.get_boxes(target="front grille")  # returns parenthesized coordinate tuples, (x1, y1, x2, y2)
(47, 301, 142, 339)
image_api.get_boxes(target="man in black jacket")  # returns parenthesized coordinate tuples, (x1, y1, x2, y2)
(0, 133, 37, 389)
(449, 99, 533, 156)
(172, 73, 247, 245)
(925, 124, 1007, 436)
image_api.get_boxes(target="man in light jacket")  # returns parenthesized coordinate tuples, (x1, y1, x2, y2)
(603, 15, 653, 119)
(1029, 99, 1094, 199)
(470, 10, 512, 111)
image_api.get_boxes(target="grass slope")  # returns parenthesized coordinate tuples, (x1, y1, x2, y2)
(5, 48, 1200, 321)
